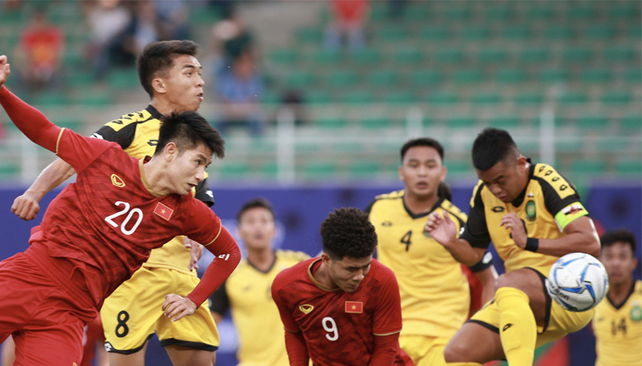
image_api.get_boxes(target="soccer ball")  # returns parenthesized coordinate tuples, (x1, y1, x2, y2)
(545, 253, 609, 312)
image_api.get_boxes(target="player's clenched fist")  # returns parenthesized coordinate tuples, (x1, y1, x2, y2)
(162, 294, 197, 322)
(0, 55, 11, 87)
(12, 192, 41, 221)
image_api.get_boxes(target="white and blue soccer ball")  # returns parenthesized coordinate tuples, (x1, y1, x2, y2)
(545, 253, 609, 312)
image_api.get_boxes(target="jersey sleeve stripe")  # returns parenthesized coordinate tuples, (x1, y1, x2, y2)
(373, 330, 401, 336)
(204, 219, 223, 246)
(55, 128, 65, 155)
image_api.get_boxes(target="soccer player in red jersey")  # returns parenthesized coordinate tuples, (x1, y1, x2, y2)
(0, 55, 241, 366)
(272, 207, 413, 366)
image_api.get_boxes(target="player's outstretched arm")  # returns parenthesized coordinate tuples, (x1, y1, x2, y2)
(184, 226, 241, 309)
(425, 211, 485, 266)
(284, 331, 310, 366)
(12, 158, 76, 221)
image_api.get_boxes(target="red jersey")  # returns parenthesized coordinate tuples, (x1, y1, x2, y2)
(0, 86, 240, 308)
(272, 258, 405, 366)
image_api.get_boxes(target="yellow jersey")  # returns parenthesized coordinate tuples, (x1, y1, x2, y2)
(461, 161, 589, 275)
(210, 250, 309, 366)
(93, 106, 214, 274)
(593, 280, 642, 366)
(367, 190, 491, 338)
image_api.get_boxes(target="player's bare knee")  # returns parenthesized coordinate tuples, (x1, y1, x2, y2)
(443, 340, 467, 362)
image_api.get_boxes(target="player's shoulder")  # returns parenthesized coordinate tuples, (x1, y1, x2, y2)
(273, 258, 315, 287)
(369, 259, 397, 282)
(276, 249, 311, 264)
(531, 162, 578, 198)
(635, 279, 642, 296)
(439, 199, 467, 221)
(102, 108, 157, 132)
(367, 190, 404, 212)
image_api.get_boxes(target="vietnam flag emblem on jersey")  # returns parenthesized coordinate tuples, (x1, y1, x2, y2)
(154, 202, 174, 221)
(345, 301, 363, 313)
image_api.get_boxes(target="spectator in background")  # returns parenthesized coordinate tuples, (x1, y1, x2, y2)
(210, 7, 254, 72)
(215, 50, 265, 137)
(122, 0, 163, 57)
(324, 0, 369, 53)
(155, 0, 190, 40)
(14, 6, 64, 94)
(85, 0, 133, 79)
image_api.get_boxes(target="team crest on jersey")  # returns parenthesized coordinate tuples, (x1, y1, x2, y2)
(154, 202, 174, 221)
(345, 301, 363, 313)
(111, 174, 125, 188)
(525, 200, 536, 222)
(299, 304, 314, 314)
(631, 304, 642, 322)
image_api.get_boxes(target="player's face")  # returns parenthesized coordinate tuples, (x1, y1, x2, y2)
(326, 255, 373, 293)
(237, 207, 276, 252)
(399, 146, 446, 199)
(167, 142, 212, 196)
(476, 157, 528, 203)
(600, 242, 637, 286)
(162, 55, 204, 113)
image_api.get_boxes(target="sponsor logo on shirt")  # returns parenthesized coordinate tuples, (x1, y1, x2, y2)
(111, 174, 125, 188)
(299, 304, 314, 314)
(491, 206, 505, 213)
(345, 301, 363, 314)
(154, 202, 174, 221)
(381, 221, 393, 226)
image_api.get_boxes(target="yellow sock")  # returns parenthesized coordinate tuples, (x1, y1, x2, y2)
(495, 287, 537, 366)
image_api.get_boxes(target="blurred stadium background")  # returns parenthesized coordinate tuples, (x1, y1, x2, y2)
(0, 1, 639, 365)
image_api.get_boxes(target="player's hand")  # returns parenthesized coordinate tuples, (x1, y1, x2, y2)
(424, 211, 458, 246)
(11, 191, 41, 221)
(0, 55, 10, 88)
(500, 212, 527, 249)
(184, 237, 203, 271)
(162, 294, 197, 322)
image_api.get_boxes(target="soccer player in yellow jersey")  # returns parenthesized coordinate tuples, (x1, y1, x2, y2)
(594, 229, 641, 366)
(425, 128, 601, 366)
(10, 40, 220, 366)
(210, 198, 309, 366)
(366, 137, 497, 366)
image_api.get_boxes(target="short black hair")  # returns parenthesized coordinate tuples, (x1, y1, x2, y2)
(437, 182, 452, 201)
(472, 128, 520, 171)
(236, 197, 275, 222)
(320, 207, 377, 260)
(400, 137, 444, 162)
(601, 229, 637, 255)
(155, 111, 225, 159)
(137, 40, 199, 98)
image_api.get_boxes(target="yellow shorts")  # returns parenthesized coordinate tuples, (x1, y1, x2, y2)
(399, 335, 449, 366)
(469, 268, 594, 348)
(101, 267, 219, 353)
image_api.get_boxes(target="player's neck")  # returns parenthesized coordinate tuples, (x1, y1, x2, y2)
(403, 192, 439, 215)
(314, 262, 338, 290)
(246, 246, 275, 272)
(141, 158, 174, 196)
(149, 98, 186, 116)
(608, 276, 634, 305)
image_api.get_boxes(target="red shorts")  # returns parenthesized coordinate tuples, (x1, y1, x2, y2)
(0, 244, 98, 366)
